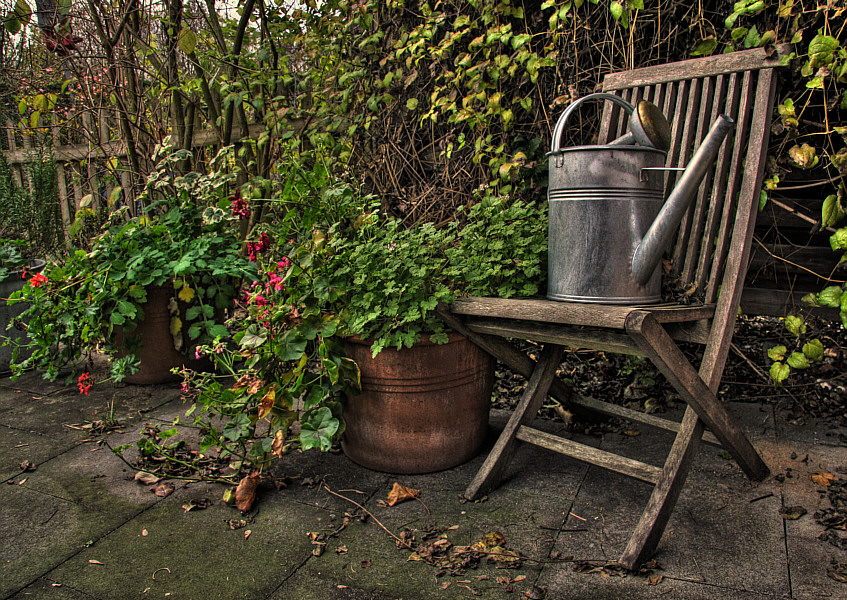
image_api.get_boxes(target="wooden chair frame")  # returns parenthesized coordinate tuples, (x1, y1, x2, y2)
(438, 47, 786, 570)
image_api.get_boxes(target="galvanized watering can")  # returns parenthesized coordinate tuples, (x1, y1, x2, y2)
(547, 93, 734, 304)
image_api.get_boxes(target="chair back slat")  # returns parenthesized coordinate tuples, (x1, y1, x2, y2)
(598, 49, 782, 333)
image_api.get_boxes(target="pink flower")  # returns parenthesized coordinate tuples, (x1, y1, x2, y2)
(195, 348, 203, 360)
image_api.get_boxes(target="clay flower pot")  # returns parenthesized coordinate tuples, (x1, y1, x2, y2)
(113, 284, 212, 384)
(0, 259, 46, 375)
(341, 332, 495, 474)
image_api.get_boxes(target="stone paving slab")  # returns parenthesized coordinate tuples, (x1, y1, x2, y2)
(44, 483, 320, 600)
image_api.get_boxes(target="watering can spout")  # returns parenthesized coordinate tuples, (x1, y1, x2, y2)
(631, 114, 735, 286)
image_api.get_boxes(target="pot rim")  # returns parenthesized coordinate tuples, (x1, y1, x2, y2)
(343, 330, 465, 348)
(1, 259, 47, 284)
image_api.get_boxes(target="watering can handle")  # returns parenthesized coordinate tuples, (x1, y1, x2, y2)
(550, 93, 635, 153)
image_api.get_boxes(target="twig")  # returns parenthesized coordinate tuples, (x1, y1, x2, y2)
(322, 485, 413, 549)
(749, 493, 774, 503)
(730, 343, 770, 383)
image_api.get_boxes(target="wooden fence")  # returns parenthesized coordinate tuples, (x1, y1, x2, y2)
(1, 109, 264, 228)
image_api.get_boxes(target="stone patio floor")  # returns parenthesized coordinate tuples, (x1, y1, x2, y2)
(2, 367, 847, 600)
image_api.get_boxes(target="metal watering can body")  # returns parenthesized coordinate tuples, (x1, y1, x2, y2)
(546, 93, 734, 304)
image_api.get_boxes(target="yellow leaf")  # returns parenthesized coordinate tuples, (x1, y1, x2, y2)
(812, 471, 836, 486)
(169, 316, 182, 336)
(178, 285, 195, 302)
(387, 482, 420, 506)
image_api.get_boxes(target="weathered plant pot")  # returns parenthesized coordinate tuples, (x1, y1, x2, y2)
(0, 259, 46, 375)
(341, 333, 495, 474)
(113, 284, 211, 385)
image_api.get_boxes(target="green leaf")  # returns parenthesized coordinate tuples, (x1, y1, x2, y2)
(110, 312, 126, 326)
(802, 338, 824, 362)
(239, 325, 267, 349)
(770, 361, 790, 386)
(178, 28, 198, 54)
(809, 34, 838, 68)
(4, 14, 21, 35)
(610, 2, 624, 21)
(303, 385, 324, 411)
(692, 37, 718, 56)
(767, 345, 787, 361)
(299, 407, 339, 452)
(822, 195, 845, 228)
(817, 286, 843, 307)
(406, 98, 419, 110)
(784, 315, 805, 337)
(831, 228, 847, 250)
(275, 330, 308, 362)
(786, 352, 810, 369)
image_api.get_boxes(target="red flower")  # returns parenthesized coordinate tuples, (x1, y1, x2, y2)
(29, 272, 48, 287)
(230, 189, 250, 220)
(78, 372, 93, 395)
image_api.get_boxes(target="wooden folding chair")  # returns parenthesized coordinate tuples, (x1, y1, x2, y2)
(437, 47, 786, 570)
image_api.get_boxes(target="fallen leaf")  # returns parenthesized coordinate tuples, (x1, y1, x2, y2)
(623, 428, 641, 437)
(134, 472, 160, 485)
(647, 573, 664, 586)
(151, 482, 175, 498)
(19, 460, 35, 472)
(471, 531, 506, 551)
(336, 545, 348, 554)
(512, 575, 527, 582)
(828, 563, 847, 583)
(812, 471, 837, 486)
(780, 505, 807, 520)
(524, 586, 547, 599)
(17, 477, 27, 485)
(235, 472, 262, 511)
(222, 488, 236, 505)
(441, 581, 452, 589)
(141, 529, 148, 537)
(88, 560, 104, 565)
(182, 498, 212, 512)
(244, 530, 252, 539)
(227, 519, 247, 530)
(387, 482, 420, 506)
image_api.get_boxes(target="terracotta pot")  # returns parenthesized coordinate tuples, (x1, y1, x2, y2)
(113, 284, 211, 385)
(341, 332, 495, 474)
(1, 259, 46, 375)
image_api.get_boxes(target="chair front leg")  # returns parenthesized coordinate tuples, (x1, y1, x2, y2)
(464, 344, 565, 501)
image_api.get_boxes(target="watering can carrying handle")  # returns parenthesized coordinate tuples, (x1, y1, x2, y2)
(550, 93, 635, 153)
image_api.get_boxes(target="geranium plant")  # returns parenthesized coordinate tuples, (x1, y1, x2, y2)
(7, 145, 258, 383)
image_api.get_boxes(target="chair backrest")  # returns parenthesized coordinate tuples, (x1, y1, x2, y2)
(598, 48, 785, 385)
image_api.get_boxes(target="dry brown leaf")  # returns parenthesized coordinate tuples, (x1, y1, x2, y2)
(151, 482, 175, 498)
(88, 560, 104, 565)
(257, 387, 275, 420)
(244, 530, 252, 539)
(812, 471, 837, 486)
(235, 472, 262, 511)
(336, 545, 348, 554)
(647, 573, 664, 586)
(271, 429, 286, 459)
(134, 471, 160, 485)
(780, 505, 807, 520)
(387, 482, 420, 506)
